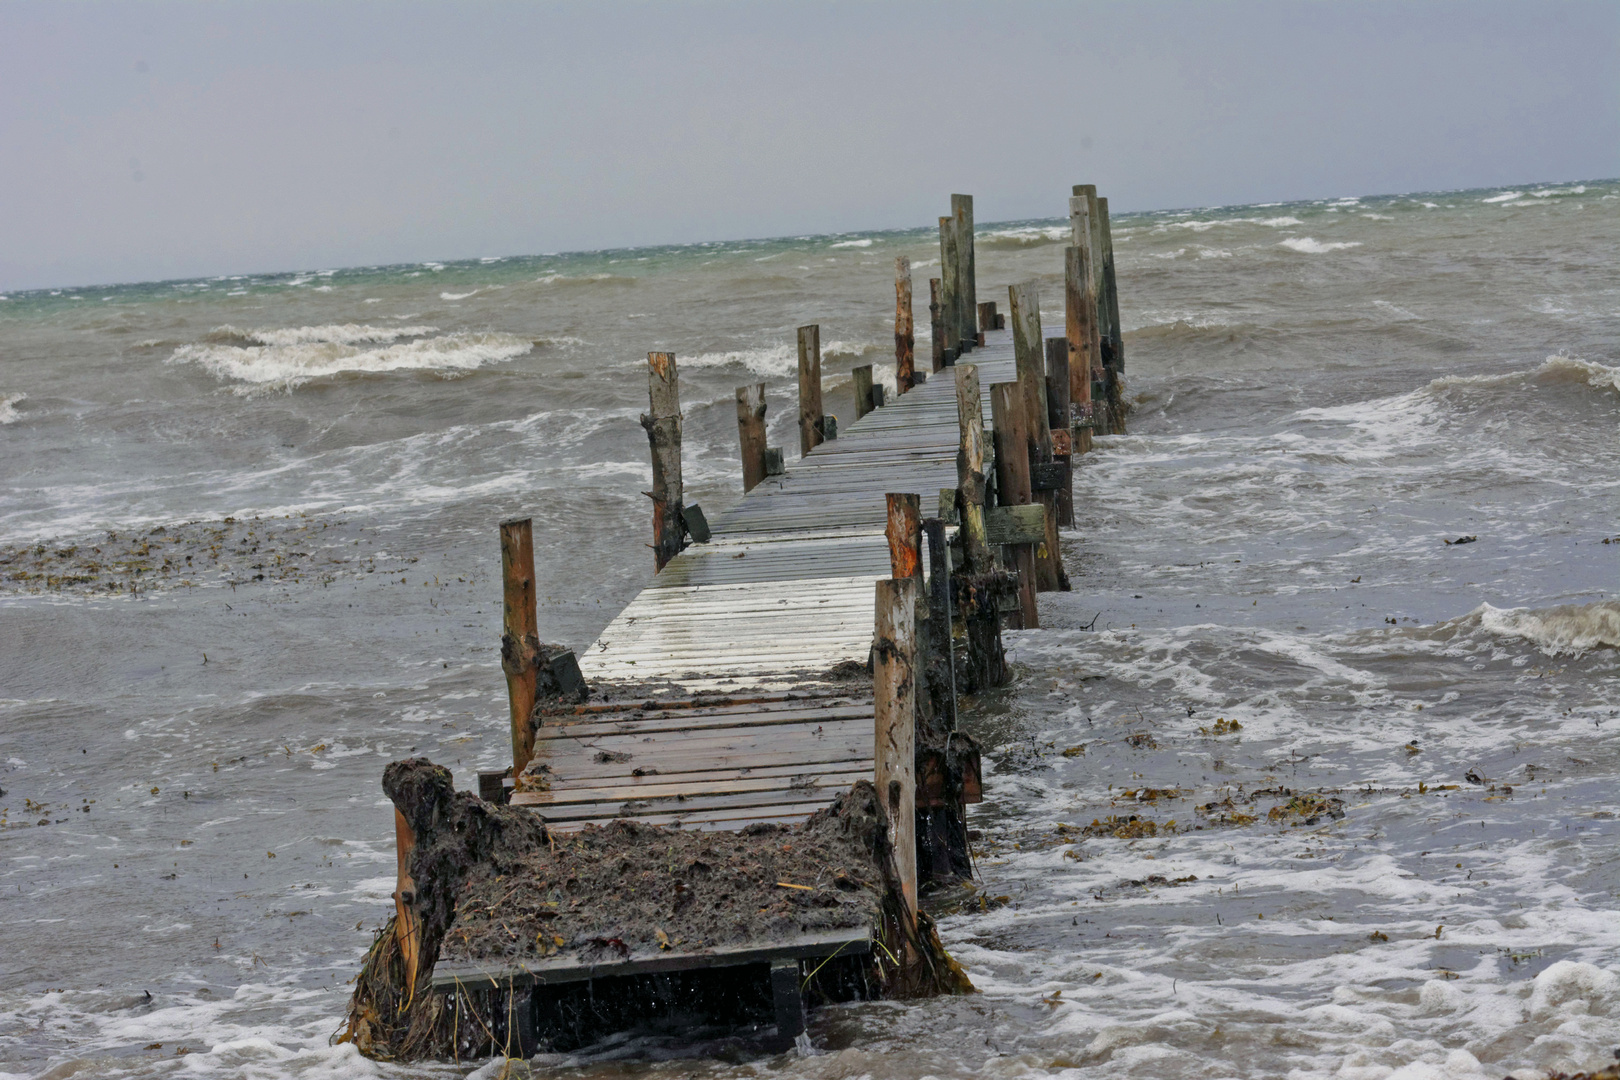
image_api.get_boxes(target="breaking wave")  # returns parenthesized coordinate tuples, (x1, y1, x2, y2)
(680, 339, 877, 378)
(1421, 353, 1620, 399)
(1458, 600, 1620, 656)
(1278, 237, 1363, 254)
(169, 325, 531, 390)
(977, 225, 1071, 250)
(0, 392, 24, 424)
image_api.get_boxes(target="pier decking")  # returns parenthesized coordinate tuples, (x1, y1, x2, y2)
(509, 331, 1018, 830)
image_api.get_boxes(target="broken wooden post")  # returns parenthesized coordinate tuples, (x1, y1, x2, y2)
(1009, 284, 1062, 593)
(1065, 237, 1101, 455)
(929, 278, 946, 369)
(886, 493, 923, 581)
(735, 383, 768, 492)
(500, 518, 540, 777)
(770, 959, 805, 1049)
(797, 324, 823, 456)
(938, 218, 960, 361)
(642, 352, 684, 572)
(952, 194, 976, 348)
(989, 382, 1039, 629)
(873, 575, 918, 934)
(954, 365, 991, 574)
(392, 806, 421, 1004)
(977, 301, 997, 333)
(895, 256, 917, 382)
(1045, 337, 1074, 528)
(853, 364, 876, 422)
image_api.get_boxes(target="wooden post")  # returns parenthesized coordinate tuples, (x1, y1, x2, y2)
(1065, 239, 1101, 454)
(886, 493, 922, 581)
(1009, 284, 1061, 592)
(852, 364, 875, 422)
(1045, 337, 1074, 528)
(643, 352, 684, 572)
(392, 807, 420, 1003)
(1098, 197, 1124, 376)
(938, 217, 960, 359)
(977, 301, 998, 333)
(952, 194, 975, 348)
(895, 256, 917, 382)
(1073, 184, 1105, 301)
(929, 277, 946, 369)
(990, 382, 1039, 629)
(873, 576, 918, 933)
(500, 518, 540, 777)
(735, 383, 768, 492)
(954, 364, 991, 574)
(797, 324, 823, 456)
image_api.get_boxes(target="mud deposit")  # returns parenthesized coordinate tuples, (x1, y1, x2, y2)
(442, 790, 887, 963)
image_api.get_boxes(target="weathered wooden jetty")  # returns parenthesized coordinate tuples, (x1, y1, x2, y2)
(352, 186, 1130, 1061)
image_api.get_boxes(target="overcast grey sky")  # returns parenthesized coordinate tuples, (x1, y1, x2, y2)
(2, 1, 1615, 291)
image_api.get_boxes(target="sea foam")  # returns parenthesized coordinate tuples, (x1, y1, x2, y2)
(0, 393, 23, 424)
(170, 325, 530, 390)
(1470, 600, 1620, 656)
(1279, 237, 1363, 254)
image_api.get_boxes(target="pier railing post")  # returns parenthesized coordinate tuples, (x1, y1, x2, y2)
(642, 352, 684, 572)
(1065, 236, 1101, 454)
(735, 383, 768, 492)
(929, 277, 946, 369)
(797, 325, 824, 456)
(1009, 284, 1064, 593)
(1045, 337, 1074, 528)
(500, 518, 540, 777)
(873, 576, 918, 935)
(895, 256, 917, 382)
(853, 365, 876, 422)
(952, 194, 976, 349)
(990, 382, 1040, 629)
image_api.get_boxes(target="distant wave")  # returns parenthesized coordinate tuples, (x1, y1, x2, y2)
(1278, 237, 1362, 254)
(1454, 600, 1620, 656)
(201, 323, 438, 347)
(1422, 353, 1620, 399)
(680, 339, 878, 378)
(976, 225, 1070, 250)
(169, 325, 531, 390)
(0, 392, 24, 424)
(534, 273, 638, 287)
(829, 238, 875, 249)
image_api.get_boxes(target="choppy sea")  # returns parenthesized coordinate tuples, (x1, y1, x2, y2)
(1, 180, 1617, 1080)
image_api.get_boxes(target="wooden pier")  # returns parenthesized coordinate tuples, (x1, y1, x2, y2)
(359, 188, 1132, 1061)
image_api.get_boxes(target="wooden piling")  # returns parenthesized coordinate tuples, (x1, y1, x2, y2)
(873, 576, 918, 932)
(1009, 285, 1062, 592)
(1065, 240, 1100, 454)
(735, 383, 768, 493)
(797, 325, 823, 456)
(938, 218, 960, 359)
(989, 382, 1039, 629)
(952, 194, 975, 348)
(977, 301, 998, 333)
(954, 364, 991, 573)
(500, 518, 540, 777)
(643, 352, 684, 572)
(885, 493, 923, 581)
(1073, 184, 1105, 302)
(929, 278, 945, 370)
(895, 256, 917, 381)
(1044, 337, 1074, 528)
(1098, 197, 1124, 376)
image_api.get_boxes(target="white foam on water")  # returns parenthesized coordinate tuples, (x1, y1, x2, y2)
(0, 393, 24, 424)
(169, 329, 531, 390)
(1483, 192, 1523, 204)
(204, 324, 439, 347)
(830, 238, 875, 248)
(1279, 237, 1364, 254)
(439, 290, 478, 300)
(1465, 600, 1620, 656)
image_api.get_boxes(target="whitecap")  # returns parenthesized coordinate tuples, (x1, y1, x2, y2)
(1470, 600, 1620, 656)
(168, 332, 531, 389)
(0, 392, 25, 424)
(1482, 191, 1522, 203)
(439, 290, 478, 301)
(1279, 237, 1363, 254)
(829, 238, 875, 248)
(206, 324, 438, 347)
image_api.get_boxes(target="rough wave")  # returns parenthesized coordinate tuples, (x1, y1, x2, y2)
(977, 225, 1071, 250)
(680, 339, 877, 378)
(1422, 353, 1620, 399)
(1278, 237, 1363, 254)
(829, 238, 875, 249)
(201, 324, 438, 348)
(0, 392, 24, 424)
(169, 329, 531, 389)
(1462, 600, 1620, 655)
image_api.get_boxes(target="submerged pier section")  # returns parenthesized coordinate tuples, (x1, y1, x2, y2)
(348, 188, 1131, 1061)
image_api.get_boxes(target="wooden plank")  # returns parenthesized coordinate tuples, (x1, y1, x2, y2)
(985, 504, 1045, 545)
(553, 799, 841, 831)
(432, 928, 872, 992)
(515, 782, 866, 820)
(539, 703, 873, 740)
(515, 767, 872, 807)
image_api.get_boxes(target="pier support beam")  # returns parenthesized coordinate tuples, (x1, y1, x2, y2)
(1098, 196, 1127, 433)
(937, 218, 960, 363)
(990, 382, 1039, 629)
(643, 353, 684, 572)
(797, 325, 824, 456)
(874, 576, 918, 934)
(853, 365, 876, 422)
(500, 518, 540, 776)
(953, 363, 1006, 690)
(735, 383, 768, 493)
(895, 256, 917, 384)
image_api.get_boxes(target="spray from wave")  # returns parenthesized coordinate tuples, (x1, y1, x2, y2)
(169, 324, 531, 390)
